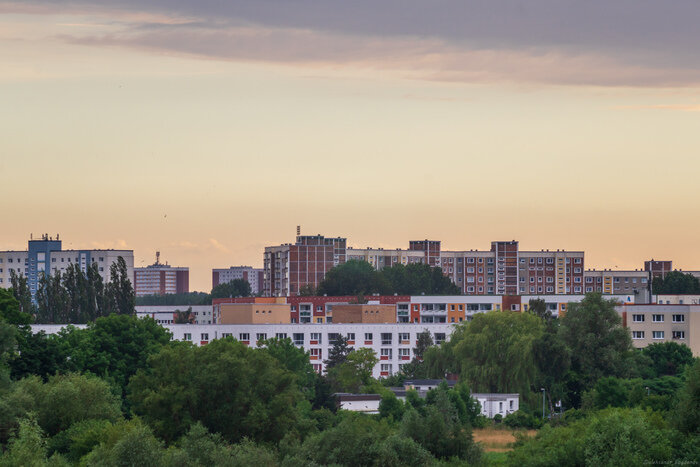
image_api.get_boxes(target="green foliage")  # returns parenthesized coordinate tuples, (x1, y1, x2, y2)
(0, 288, 32, 326)
(260, 337, 317, 401)
(674, 359, 700, 434)
(0, 416, 63, 467)
(36, 263, 109, 324)
(8, 270, 33, 317)
(135, 292, 211, 306)
(652, 270, 700, 294)
(317, 260, 390, 296)
(503, 410, 544, 429)
(323, 335, 352, 370)
(508, 407, 673, 466)
(641, 342, 695, 378)
(128, 338, 303, 444)
(326, 348, 378, 393)
(379, 392, 405, 421)
(1, 373, 121, 439)
(559, 293, 633, 407)
(454, 311, 544, 394)
(210, 279, 252, 299)
(81, 419, 164, 467)
(173, 306, 194, 324)
(105, 256, 135, 316)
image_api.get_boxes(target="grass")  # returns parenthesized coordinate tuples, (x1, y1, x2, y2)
(472, 427, 537, 453)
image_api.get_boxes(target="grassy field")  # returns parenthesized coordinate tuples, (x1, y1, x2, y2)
(473, 427, 537, 453)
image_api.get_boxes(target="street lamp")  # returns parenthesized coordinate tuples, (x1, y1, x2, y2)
(541, 388, 546, 420)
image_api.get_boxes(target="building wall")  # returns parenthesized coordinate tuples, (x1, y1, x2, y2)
(215, 303, 291, 324)
(618, 304, 699, 356)
(1, 239, 133, 301)
(212, 266, 264, 294)
(31, 323, 455, 378)
(331, 304, 397, 323)
(134, 266, 189, 296)
(136, 305, 213, 324)
(655, 295, 700, 305)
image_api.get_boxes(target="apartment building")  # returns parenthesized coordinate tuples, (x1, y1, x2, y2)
(617, 304, 700, 356)
(655, 295, 700, 305)
(212, 266, 264, 294)
(136, 305, 214, 325)
(0, 235, 133, 301)
(133, 253, 188, 297)
(263, 234, 585, 297)
(264, 234, 347, 296)
(31, 323, 455, 378)
(584, 269, 649, 296)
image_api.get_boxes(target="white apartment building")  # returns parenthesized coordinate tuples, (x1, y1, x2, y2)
(32, 322, 455, 378)
(135, 305, 214, 325)
(212, 266, 263, 294)
(1, 236, 133, 301)
(617, 304, 700, 356)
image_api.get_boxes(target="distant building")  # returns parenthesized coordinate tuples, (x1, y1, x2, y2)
(618, 303, 700, 356)
(472, 393, 520, 418)
(136, 305, 214, 325)
(336, 394, 382, 414)
(133, 253, 188, 297)
(0, 235, 133, 302)
(214, 302, 290, 325)
(331, 304, 398, 324)
(212, 266, 264, 294)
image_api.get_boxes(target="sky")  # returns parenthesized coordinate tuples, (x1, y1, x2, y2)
(1, 1, 699, 291)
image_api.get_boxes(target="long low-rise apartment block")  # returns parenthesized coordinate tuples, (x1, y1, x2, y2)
(32, 323, 454, 378)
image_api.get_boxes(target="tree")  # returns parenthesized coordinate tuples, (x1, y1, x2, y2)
(327, 348, 378, 393)
(453, 311, 544, 394)
(674, 359, 700, 434)
(413, 329, 434, 360)
(173, 307, 194, 324)
(380, 263, 460, 295)
(317, 260, 389, 296)
(297, 284, 316, 296)
(527, 298, 552, 321)
(641, 342, 695, 378)
(128, 338, 304, 443)
(9, 270, 33, 316)
(559, 293, 634, 406)
(532, 321, 571, 415)
(60, 315, 172, 397)
(210, 278, 252, 299)
(259, 337, 317, 401)
(0, 287, 32, 325)
(324, 335, 353, 370)
(652, 271, 700, 294)
(35, 270, 69, 324)
(105, 256, 135, 316)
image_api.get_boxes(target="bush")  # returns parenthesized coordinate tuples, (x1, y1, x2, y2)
(503, 411, 543, 429)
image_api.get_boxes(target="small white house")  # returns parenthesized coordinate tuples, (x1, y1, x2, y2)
(472, 393, 519, 418)
(336, 394, 382, 414)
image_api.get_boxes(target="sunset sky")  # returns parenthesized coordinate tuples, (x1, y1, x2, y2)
(1, 1, 699, 291)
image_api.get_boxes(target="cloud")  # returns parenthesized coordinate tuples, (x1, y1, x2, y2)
(4, 0, 700, 87)
(208, 238, 230, 254)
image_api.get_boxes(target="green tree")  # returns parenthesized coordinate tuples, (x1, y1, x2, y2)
(527, 298, 552, 321)
(0, 416, 58, 466)
(0, 288, 32, 325)
(105, 256, 135, 316)
(173, 306, 194, 324)
(9, 330, 69, 381)
(128, 338, 303, 443)
(652, 271, 700, 294)
(674, 359, 700, 434)
(9, 270, 33, 316)
(324, 335, 352, 370)
(379, 263, 460, 295)
(453, 311, 544, 394)
(210, 278, 252, 299)
(259, 337, 317, 401)
(641, 342, 695, 378)
(80, 419, 164, 467)
(297, 284, 316, 296)
(317, 260, 389, 296)
(35, 270, 69, 324)
(559, 293, 633, 407)
(532, 321, 571, 414)
(60, 315, 172, 397)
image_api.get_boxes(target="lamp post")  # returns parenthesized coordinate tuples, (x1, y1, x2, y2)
(541, 388, 546, 420)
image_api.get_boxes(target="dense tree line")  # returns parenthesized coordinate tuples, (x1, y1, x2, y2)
(314, 260, 460, 296)
(652, 270, 700, 294)
(135, 278, 252, 306)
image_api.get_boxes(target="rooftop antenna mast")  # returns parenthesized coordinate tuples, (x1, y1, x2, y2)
(155, 251, 161, 265)
(297, 225, 301, 236)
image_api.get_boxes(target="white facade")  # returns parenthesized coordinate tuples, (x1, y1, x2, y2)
(32, 322, 455, 378)
(135, 305, 214, 325)
(337, 394, 382, 414)
(213, 266, 263, 294)
(472, 393, 520, 418)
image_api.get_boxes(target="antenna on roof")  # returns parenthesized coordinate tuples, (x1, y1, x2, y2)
(155, 251, 161, 265)
(297, 225, 301, 236)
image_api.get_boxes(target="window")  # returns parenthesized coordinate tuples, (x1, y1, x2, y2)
(275, 333, 287, 339)
(632, 331, 645, 339)
(672, 314, 685, 323)
(364, 333, 373, 342)
(256, 333, 267, 342)
(381, 333, 392, 345)
(652, 314, 664, 323)
(632, 314, 644, 322)
(673, 331, 685, 340)
(347, 333, 355, 341)
(201, 333, 209, 341)
(310, 332, 322, 343)
(399, 348, 410, 358)
(435, 333, 446, 344)
(328, 333, 341, 344)
(652, 331, 665, 340)
(293, 333, 304, 345)
(380, 364, 393, 374)
(310, 348, 322, 358)
(380, 348, 392, 358)
(239, 333, 249, 341)
(183, 333, 192, 341)
(399, 332, 410, 342)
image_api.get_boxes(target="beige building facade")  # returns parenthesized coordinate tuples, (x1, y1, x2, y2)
(214, 303, 291, 324)
(617, 304, 700, 356)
